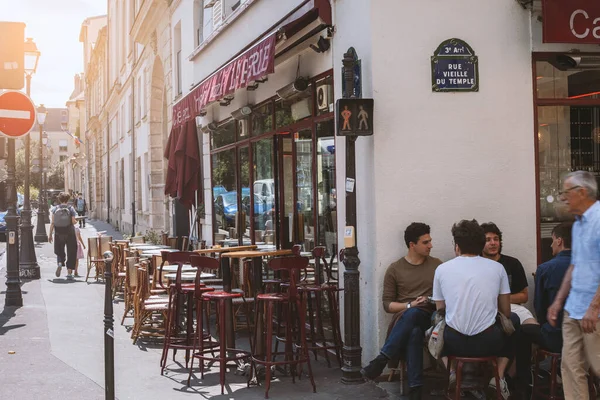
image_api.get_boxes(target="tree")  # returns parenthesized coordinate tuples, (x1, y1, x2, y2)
(11, 138, 52, 190)
(46, 163, 65, 190)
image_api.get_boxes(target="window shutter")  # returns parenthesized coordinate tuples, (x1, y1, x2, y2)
(212, 0, 224, 29)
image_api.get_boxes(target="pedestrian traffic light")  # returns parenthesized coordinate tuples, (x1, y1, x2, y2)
(0, 22, 25, 90)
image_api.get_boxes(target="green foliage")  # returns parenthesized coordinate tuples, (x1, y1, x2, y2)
(144, 230, 162, 245)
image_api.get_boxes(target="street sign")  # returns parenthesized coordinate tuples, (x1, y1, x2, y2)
(336, 98, 374, 136)
(0, 90, 36, 138)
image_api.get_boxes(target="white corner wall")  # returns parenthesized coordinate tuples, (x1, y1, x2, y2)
(367, 0, 537, 361)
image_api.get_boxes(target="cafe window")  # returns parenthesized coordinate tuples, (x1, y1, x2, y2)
(251, 102, 273, 136)
(534, 56, 600, 262)
(210, 120, 236, 149)
(275, 84, 313, 129)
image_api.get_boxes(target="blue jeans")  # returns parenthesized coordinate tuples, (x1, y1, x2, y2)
(381, 308, 431, 388)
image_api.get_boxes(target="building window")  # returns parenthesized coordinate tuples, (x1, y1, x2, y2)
(137, 76, 142, 121)
(176, 50, 182, 95)
(137, 156, 142, 212)
(534, 56, 600, 263)
(194, 0, 204, 46)
(60, 155, 68, 162)
(120, 158, 125, 209)
(59, 139, 68, 152)
(174, 22, 182, 96)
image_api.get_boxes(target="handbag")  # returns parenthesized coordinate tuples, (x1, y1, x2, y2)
(497, 312, 515, 336)
(428, 319, 446, 359)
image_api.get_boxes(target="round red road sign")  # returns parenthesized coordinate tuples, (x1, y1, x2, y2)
(0, 90, 36, 138)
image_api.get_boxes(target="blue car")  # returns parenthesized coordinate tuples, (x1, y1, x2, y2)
(0, 210, 6, 241)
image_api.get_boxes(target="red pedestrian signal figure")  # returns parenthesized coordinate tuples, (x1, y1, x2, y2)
(341, 105, 352, 131)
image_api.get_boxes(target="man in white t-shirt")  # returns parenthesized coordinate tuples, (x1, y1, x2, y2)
(432, 219, 517, 400)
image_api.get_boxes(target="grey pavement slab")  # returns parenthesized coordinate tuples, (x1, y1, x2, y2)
(0, 220, 391, 399)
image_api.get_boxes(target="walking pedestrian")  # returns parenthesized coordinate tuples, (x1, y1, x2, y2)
(75, 193, 87, 228)
(48, 192, 78, 280)
(74, 225, 86, 278)
(547, 171, 600, 400)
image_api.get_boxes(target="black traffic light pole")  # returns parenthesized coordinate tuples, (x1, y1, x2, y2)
(5, 137, 22, 307)
(341, 47, 364, 384)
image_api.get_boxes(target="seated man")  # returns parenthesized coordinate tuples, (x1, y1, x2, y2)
(361, 222, 442, 400)
(481, 222, 537, 325)
(516, 222, 573, 393)
(433, 219, 517, 400)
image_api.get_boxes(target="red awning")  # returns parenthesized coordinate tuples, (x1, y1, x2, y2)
(171, 33, 277, 129)
(164, 118, 200, 208)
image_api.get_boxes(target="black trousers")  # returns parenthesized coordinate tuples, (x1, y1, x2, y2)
(77, 211, 86, 226)
(443, 313, 520, 359)
(516, 323, 562, 386)
(54, 227, 77, 270)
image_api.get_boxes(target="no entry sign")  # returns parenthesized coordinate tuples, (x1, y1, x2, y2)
(0, 90, 36, 138)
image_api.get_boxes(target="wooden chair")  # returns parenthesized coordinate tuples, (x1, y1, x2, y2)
(121, 257, 139, 325)
(131, 262, 169, 344)
(180, 236, 189, 251)
(111, 244, 127, 298)
(167, 237, 178, 249)
(131, 236, 145, 244)
(85, 235, 113, 282)
(161, 232, 169, 246)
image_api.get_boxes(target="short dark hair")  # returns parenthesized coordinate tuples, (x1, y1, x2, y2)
(552, 222, 573, 249)
(452, 219, 486, 255)
(58, 192, 71, 204)
(480, 222, 502, 242)
(404, 222, 431, 248)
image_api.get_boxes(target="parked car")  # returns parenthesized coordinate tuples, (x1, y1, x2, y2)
(0, 210, 6, 241)
(214, 191, 238, 228)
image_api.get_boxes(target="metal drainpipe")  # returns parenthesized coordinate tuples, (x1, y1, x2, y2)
(131, 78, 136, 236)
(106, 111, 110, 223)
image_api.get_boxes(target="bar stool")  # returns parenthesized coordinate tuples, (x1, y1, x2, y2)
(252, 256, 316, 399)
(160, 262, 210, 374)
(187, 289, 252, 394)
(532, 348, 597, 399)
(296, 246, 343, 367)
(446, 356, 502, 400)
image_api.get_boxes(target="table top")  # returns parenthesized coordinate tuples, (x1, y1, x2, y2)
(221, 249, 293, 259)
(163, 272, 216, 280)
(194, 245, 257, 255)
(129, 244, 172, 249)
(160, 264, 197, 273)
(140, 249, 179, 256)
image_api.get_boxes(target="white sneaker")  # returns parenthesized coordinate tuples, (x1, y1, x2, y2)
(489, 377, 510, 400)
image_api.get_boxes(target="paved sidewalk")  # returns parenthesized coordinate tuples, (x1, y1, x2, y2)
(0, 219, 391, 400)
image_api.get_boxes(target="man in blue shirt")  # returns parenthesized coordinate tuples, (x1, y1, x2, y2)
(547, 171, 600, 400)
(516, 222, 572, 393)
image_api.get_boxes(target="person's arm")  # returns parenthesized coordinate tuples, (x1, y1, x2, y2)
(498, 293, 511, 318)
(71, 207, 77, 225)
(510, 260, 529, 304)
(547, 264, 574, 327)
(498, 268, 511, 318)
(534, 268, 546, 324)
(511, 288, 528, 304)
(435, 300, 446, 311)
(48, 213, 54, 243)
(582, 284, 600, 333)
(381, 266, 425, 313)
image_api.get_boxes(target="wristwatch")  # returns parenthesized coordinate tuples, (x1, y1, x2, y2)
(407, 302, 412, 309)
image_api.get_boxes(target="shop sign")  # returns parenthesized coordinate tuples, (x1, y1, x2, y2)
(431, 38, 478, 93)
(172, 33, 277, 128)
(543, 0, 600, 44)
(336, 98, 374, 136)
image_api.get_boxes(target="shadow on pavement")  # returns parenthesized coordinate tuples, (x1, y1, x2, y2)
(0, 305, 18, 334)
(46, 279, 85, 284)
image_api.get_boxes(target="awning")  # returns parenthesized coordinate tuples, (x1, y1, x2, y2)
(164, 118, 200, 208)
(171, 33, 277, 129)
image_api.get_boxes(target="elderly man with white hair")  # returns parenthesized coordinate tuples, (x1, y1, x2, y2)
(547, 170, 600, 400)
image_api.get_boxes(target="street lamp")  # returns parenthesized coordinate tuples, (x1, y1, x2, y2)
(34, 105, 49, 243)
(19, 37, 41, 279)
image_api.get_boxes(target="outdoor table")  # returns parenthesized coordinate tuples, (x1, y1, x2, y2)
(160, 264, 197, 273)
(139, 248, 179, 257)
(129, 244, 171, 249)
(163, 271, 215, 281)
(193, 245, 257, 256)
(221, 249, 293, 352)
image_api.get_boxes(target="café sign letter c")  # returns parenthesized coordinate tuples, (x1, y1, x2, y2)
(570, 9, 600, 40)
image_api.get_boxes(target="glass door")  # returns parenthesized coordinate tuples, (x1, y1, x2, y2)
(238, 146, 250, 245)
(295, 128, 315, 252)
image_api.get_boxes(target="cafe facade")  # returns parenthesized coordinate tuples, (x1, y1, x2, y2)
(168, 0, 600, 363)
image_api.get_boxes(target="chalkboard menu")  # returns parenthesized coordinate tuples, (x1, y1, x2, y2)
(431, 38, 478, 92)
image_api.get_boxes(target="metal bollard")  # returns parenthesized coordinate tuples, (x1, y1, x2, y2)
(103, 251, 115, 400)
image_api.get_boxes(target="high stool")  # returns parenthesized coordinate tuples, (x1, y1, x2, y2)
(532, 348, 597, 400)
(252, 256, 316, 399)
(446, 356, 502, 400)
(187, 290, 252, 394)
(160, 262, 211, 375)
(296, 246, 343, 368)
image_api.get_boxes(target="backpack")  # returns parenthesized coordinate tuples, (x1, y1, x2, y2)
(53, 206, 73, 228)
